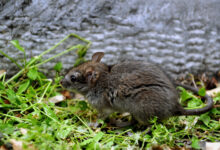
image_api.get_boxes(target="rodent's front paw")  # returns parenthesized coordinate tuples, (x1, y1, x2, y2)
(109, 118, 135, 128)
(97, 113, 109, 120)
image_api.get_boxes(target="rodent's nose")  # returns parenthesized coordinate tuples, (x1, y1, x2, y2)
(60, 78, 67, 86)
(60, 78, 71, 88)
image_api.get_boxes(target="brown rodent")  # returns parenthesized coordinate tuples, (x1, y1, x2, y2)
(61, 52, 213, 125)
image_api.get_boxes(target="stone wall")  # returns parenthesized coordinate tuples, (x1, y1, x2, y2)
(0, 0, 220, 77)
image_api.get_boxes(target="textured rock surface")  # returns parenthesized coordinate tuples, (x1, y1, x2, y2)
(0, 0, 219, 78)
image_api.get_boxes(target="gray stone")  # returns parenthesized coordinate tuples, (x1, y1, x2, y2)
(0, 0, 219, 78)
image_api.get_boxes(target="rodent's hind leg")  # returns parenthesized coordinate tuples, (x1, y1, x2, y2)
(98, 113, 109, 120)
(111, 118, 137, 127)
(132, 113, 151, 125)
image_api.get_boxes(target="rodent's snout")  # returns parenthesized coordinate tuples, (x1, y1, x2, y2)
(60, 79, 64, 85)
(60, 78, 70, 88)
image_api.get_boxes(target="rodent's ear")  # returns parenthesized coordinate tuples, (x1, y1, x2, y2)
(92, 52, 104, 63)
(85, 67, 100, 87)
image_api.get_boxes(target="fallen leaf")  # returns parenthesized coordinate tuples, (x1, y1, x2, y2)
(121, 112, 130, 117)
(0, 146, 7, 150)
(15, 113, 22, 118)
(61, 91, 84, 100)
(9, 139, 37, 150)
(206, 142, 220, 150)
(207, 84, 220, 97)
(0, 70, 6, 76)
(48, 95, 66, 104)
(61, 90, 72, 99)
(10, 139, 22, 150)
(74, 93, 84, 100)
(3, 100, 10, 104)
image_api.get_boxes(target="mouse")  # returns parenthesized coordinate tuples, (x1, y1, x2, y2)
(61, 52, 214, 126)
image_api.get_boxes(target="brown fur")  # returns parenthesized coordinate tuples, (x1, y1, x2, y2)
(61, 52, 213, 125)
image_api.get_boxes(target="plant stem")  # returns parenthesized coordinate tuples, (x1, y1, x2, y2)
(33, 44, 81, 68)
(5, 57, 39, 85)
(24, 51, 27, 67)
(5, 33, 91, 85)
(38, 33, 90, 58)
(69, 33, 91, 45)
(20, 102, 38, 114)
(0, 50, 22, 69)
(0, 70, 6, 81)
(0, 113, 31, 123)
(5, 69, 24, 85)
(38, 79, 52, 103)
(75, 114, 94, 135)
(37, 107, 61, 124)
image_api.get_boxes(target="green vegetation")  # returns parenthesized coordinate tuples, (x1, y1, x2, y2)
(0, 35, 219, 150)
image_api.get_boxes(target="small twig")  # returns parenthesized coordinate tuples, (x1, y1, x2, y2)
(189, 74, 197, 88)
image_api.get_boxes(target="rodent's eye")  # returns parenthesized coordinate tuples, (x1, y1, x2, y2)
(86, 71, 92, 77)
(70, 75, 77, 82)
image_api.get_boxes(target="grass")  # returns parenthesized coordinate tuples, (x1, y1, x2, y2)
(0, 34, 220, 150)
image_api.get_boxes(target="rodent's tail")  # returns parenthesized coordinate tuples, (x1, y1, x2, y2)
(175, 82, 214, 115)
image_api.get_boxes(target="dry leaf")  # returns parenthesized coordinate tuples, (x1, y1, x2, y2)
(10, 139, 22, 150)
(121, 112, 130, 117)
(74, 93, 84, 100)
(9, 139, 37, 150)
(0, 70, 6, 76)
(0, 146, 7, 150)
(61, 90, 84, 100)
(61, 90, 72, 99)
(206, 142, 220, 150)
(207, 84, 220, 97)
(3, 100, 10, 104)
(48, 95, 66, 104)
(15, 113, 22, 118)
